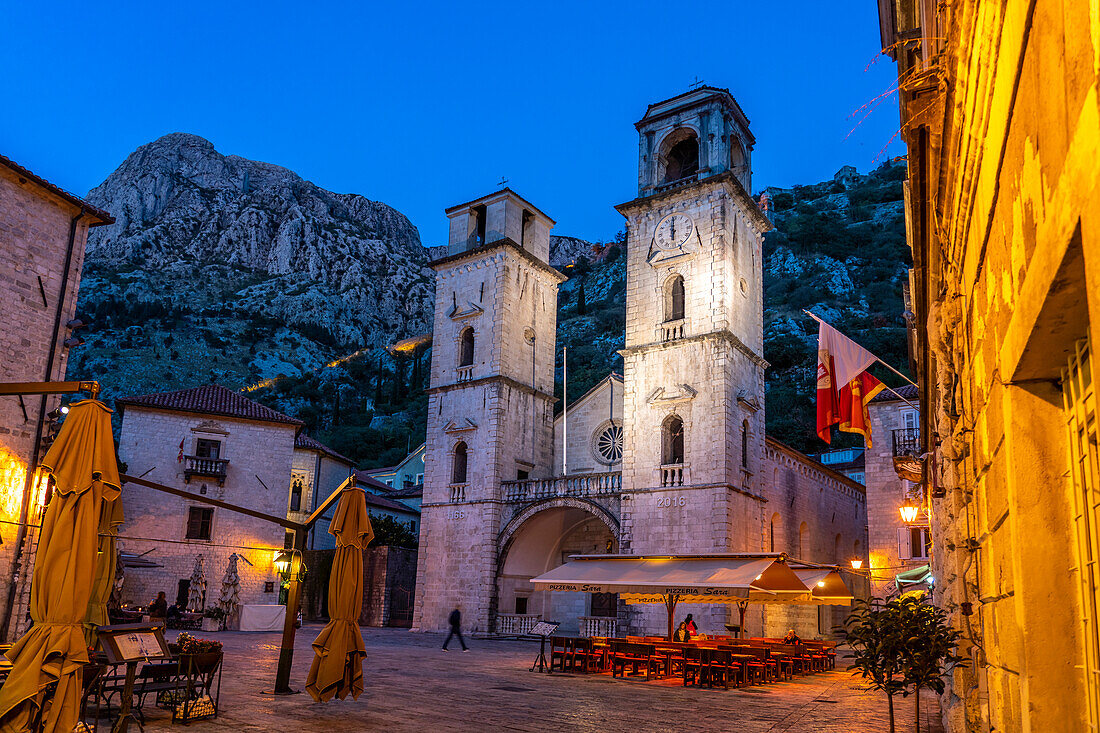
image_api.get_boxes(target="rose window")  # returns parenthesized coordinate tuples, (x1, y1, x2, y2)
(593, 422, 624, 465)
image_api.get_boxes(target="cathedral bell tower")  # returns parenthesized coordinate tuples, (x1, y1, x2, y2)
(615, 87, 772, 560)
(412, 189, 565, 633)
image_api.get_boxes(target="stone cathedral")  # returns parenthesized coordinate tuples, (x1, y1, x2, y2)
(412, 87, 867, 639)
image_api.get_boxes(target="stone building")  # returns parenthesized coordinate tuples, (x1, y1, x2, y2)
(0, 154, 113, 639)
(877, 0, 1100, 729)
(290, 433, 356, 548)
(114, 385, 300, 611)
(863, 385, 924, 598)
(413, 87, 867, 639)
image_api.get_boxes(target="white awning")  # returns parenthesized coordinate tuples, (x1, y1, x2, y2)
(530, 553, 809, 603)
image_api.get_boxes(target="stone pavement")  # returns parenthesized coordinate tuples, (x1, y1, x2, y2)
(129, 626, 942, 733)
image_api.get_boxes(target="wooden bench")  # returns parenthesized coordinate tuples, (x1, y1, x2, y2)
(610, 641, 662, 681)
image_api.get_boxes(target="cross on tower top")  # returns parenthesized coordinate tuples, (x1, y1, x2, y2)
(497, 176, 509, 188)
(689, 76, 705, 89)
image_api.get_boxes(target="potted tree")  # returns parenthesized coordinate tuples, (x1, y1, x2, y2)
(843, 598, 909, 733)
(202, 606, 227, 632)
(897, 595, 967, 733)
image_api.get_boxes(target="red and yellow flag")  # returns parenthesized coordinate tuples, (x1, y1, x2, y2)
(815, 320, 886, 446)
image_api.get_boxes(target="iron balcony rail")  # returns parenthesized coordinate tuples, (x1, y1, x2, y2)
(502, 471, 622, 503)
(892, 428, 921, 457)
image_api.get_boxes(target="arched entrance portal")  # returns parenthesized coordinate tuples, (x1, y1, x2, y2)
(498, 503, 618, 634)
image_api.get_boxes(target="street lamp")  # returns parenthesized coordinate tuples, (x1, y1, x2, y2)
(273, 550, 292, 577)
(899, 498, 921, 524)
(850, 558, 864, 570)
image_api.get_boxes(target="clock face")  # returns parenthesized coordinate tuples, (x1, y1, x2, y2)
(654, 213, 693, 250)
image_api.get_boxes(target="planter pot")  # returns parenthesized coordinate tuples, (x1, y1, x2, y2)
(201, 618, 221, 632)
(181, 650, 223, 675)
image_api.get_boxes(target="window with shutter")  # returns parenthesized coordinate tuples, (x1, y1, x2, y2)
(897, 526, 912, 560)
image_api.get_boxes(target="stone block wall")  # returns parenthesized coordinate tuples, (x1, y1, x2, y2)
(116, 408, 296, 610)
(0, 166, 102, 638)
(551, 376, 622, 475)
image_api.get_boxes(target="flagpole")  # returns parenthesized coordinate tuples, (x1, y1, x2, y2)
(802, 309, 919, 387)
(562, 346, 568, 476)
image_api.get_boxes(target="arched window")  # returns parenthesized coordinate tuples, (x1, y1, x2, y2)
(798, 522, 809, 559)
(770, 512, 781, 553)
(662, 415, 684, 465)
(459, 327, 475, 367)
(730, 137, 749, 186)
(659, 128, 699, 183)
(290, 477, 303, 512)
(741, 419, 750, 469)
(664, 275, 685, 322)
(452, 441, 468, 484)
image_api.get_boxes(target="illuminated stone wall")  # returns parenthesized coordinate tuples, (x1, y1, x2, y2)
(880, 1, 1100, 729)
(116, 407, 296, 615)
(0, 164, 102, 639)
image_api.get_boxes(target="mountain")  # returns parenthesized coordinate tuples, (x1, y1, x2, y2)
(254, 161, 910, 466)
(70, 133, 434, 403)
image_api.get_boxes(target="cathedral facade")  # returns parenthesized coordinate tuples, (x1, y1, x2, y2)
(412, 88, 867, 639)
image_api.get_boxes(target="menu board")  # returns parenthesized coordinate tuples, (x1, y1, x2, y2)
(97, 623, 172, 664)
(529, 621, 560, 637)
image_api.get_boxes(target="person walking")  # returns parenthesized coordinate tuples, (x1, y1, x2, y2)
(442, 607, 468, 652)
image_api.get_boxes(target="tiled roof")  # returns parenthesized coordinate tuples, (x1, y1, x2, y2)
(364, 491, 420, 515)
(870, 383, 919, 403)
(295, 433, 356, 466)
(116, 384, 302, 426)
(388, 484, 423, 499)
(353, 470, 396, 493)
(0, 154, 114, 225)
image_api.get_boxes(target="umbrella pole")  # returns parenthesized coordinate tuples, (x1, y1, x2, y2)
(665, 594, 678, 641)
(738, 601, 748, 640)
(273, 533, 306, 694)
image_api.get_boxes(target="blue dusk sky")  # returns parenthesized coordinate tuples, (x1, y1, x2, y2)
(2, 1, 903, 246)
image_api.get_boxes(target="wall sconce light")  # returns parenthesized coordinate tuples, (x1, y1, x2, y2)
(899, 499, 920, 524)
(850, 558, 864, 570)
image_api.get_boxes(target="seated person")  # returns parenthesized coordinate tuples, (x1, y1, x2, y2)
(148, 592, 168, 618)
(673, 621, 692, 643)
(166, 603, 183, 619)
(781, 628, 801, 645)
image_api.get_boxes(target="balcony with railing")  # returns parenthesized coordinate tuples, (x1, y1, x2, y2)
(456, 365, 474, 383)
(659, 464, 686, 487)
(660, 319, 685, 342)
(183, 455, 229, 485)
(495, 613, 542, 635)
(653, 172, 700, 195)
(892, 428, 921, 457)
(502, 471, 621, 504)
(579, 616, 617, 638)
(449, 484, 467, 503)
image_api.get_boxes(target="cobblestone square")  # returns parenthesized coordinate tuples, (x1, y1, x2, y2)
(131, 627, 942, 733)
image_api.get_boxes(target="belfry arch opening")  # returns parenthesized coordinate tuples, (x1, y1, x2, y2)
(458, 327, 475, 367)
(659, 128, 699, 183)
(497, 505, 618, 634)
(662, 414, 685, 465)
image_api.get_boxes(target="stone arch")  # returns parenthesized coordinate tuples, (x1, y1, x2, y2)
(498, 497, 620, 556)
(662, 273, 685, 322)
(730, 135, 749, 186)
(495, 498, 621, 632)
(658, 126, 700, 183)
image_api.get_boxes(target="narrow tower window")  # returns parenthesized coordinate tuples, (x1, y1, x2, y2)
(741, 419, 750, 469)
(459, 327, 475, 367)
(665, 275, 685, 322)
(662, 415, 685, 465)
(452, 441, 468, 484)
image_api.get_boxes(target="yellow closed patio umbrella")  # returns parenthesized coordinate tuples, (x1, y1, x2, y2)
(305, 484, 373, 702)
(84, 494, 123, 646)
(0, 399, 120, 733)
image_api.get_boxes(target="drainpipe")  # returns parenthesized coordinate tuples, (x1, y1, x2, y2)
(1, 209, 85, 641)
